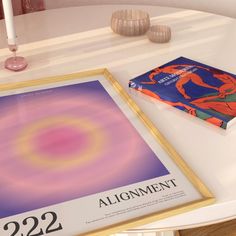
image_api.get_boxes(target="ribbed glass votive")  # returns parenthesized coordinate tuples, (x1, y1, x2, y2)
(147, 25, 171, 43)
(111, 9, 150, 36)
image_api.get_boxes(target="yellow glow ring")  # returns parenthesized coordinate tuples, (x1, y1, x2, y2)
(17, 116, 105, 169)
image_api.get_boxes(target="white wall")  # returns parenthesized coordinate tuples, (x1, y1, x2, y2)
(45, 0, 236, 18)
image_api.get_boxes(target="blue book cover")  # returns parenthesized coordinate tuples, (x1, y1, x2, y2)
(129, 57, 236, 129)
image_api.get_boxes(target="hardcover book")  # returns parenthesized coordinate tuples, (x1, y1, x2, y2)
(129, 57, 236, 129)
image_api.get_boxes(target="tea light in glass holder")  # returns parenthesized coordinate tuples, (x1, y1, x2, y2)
(147, 25, 171, 43)
(111, 9, 150, 36)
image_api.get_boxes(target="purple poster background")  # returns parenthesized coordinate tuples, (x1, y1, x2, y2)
(0, 80, 169, 218)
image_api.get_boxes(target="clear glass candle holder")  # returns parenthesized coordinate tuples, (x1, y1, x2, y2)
(111, 9, 150, 36)
(147, 25, 171, 43)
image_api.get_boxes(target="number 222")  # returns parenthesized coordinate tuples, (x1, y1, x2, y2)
(3, 211, 63, 236)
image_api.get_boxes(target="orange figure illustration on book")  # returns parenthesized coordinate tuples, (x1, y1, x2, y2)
(142, 64, 219, 99)
(138, 88, 224, 127)
(191, 69, 236, 117)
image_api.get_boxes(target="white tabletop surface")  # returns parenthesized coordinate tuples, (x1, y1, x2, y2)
(1, 4, 236, 232)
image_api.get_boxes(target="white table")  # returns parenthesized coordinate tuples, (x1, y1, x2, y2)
(1, 4, 236, 235)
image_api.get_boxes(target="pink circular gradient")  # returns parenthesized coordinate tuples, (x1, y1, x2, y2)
(32, 125, 89, 158)
(0, 84, 165, 211)
(0, 91, 144, 188)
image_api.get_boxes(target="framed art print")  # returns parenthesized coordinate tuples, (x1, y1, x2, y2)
(0, 69, 214, 236)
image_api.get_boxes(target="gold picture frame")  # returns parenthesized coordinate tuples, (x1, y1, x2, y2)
(0, 68, 214, 236)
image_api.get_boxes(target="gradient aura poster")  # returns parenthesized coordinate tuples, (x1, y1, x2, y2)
(0, 80, 169, 218)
